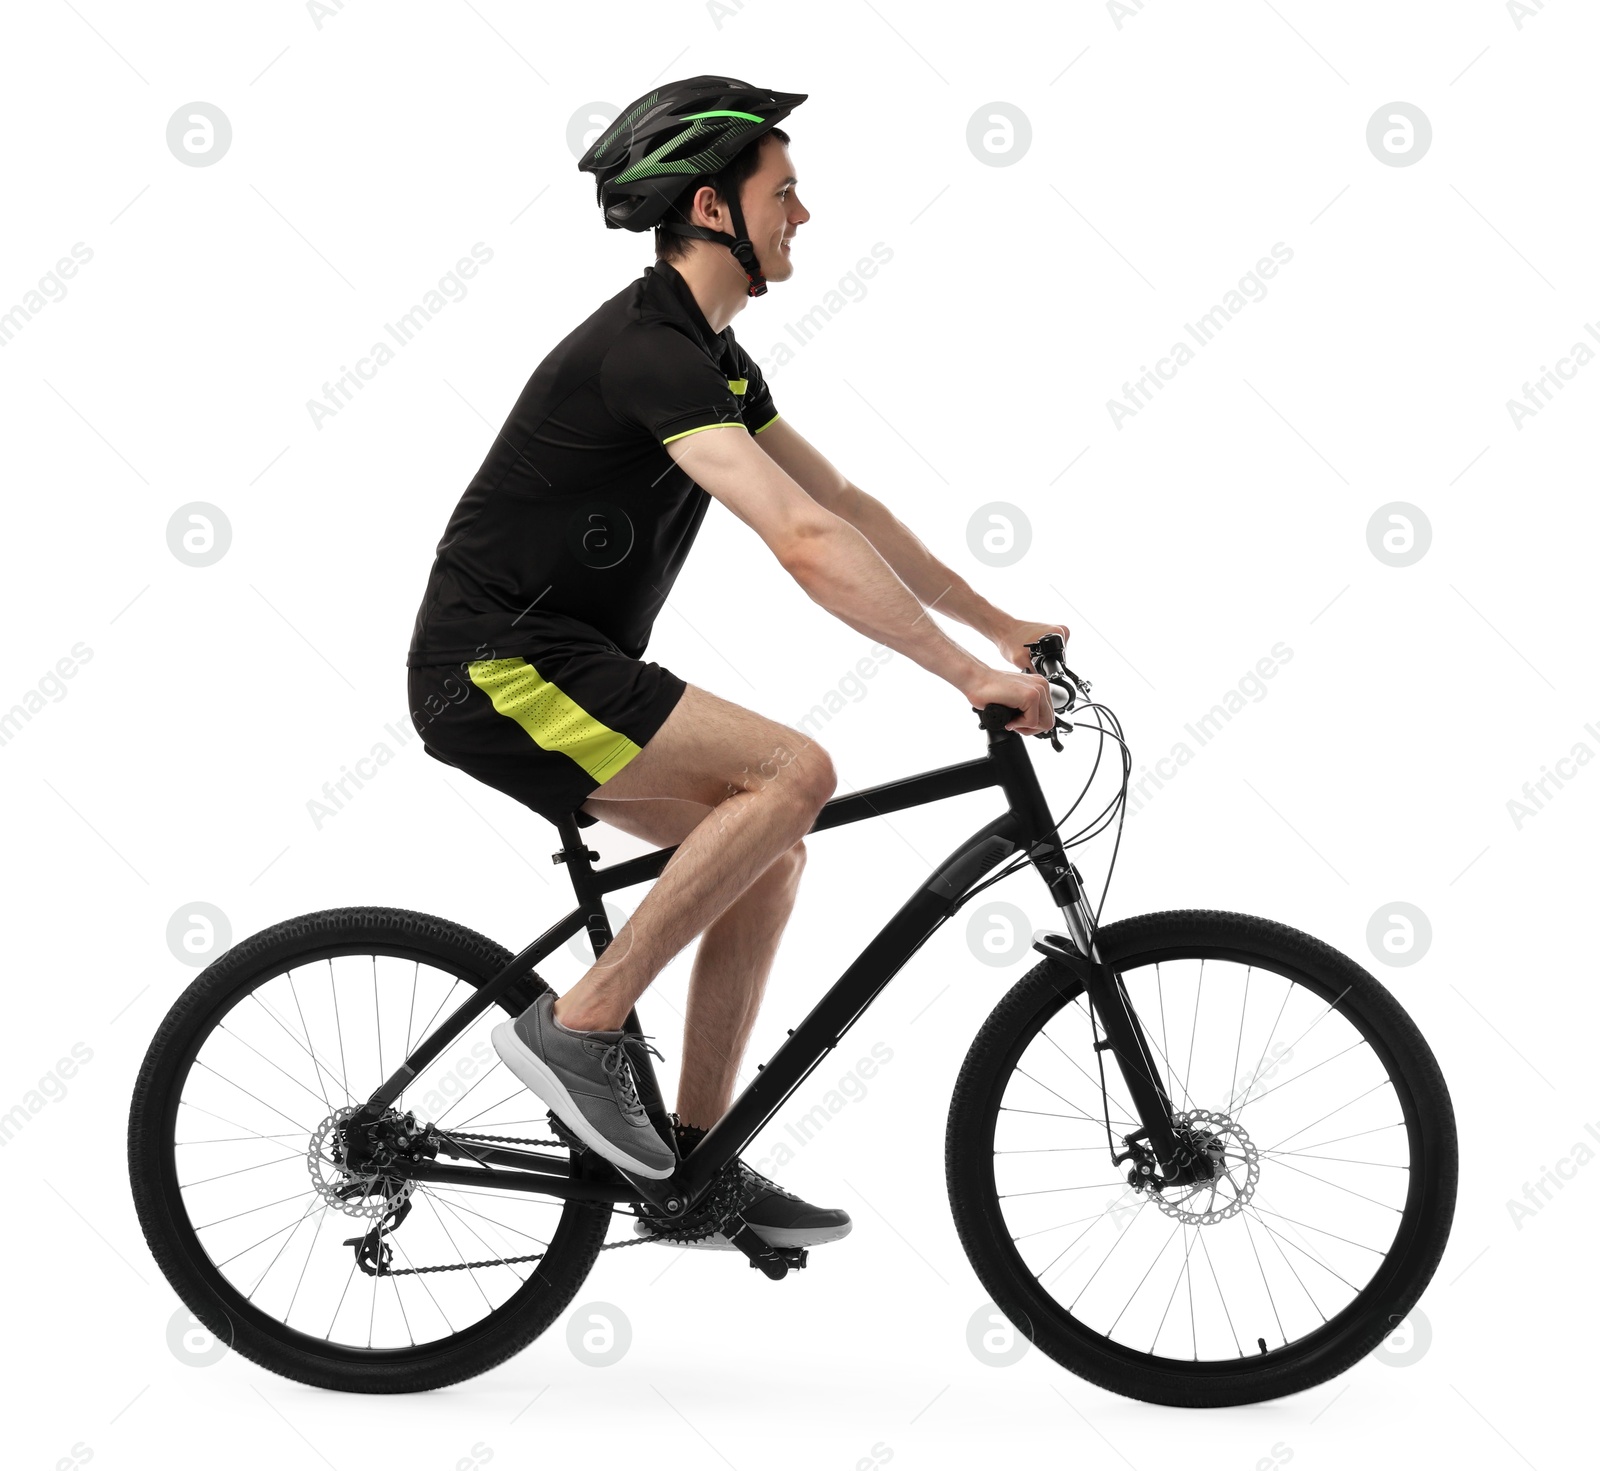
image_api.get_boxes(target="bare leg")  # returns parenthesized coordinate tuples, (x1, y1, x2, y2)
(568, 792, 808, 1128)
(674, 842, 805, 1125)
(552, 685, 834, 1046)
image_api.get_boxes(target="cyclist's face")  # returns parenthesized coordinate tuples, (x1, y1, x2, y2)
(739, 138, 808, 284)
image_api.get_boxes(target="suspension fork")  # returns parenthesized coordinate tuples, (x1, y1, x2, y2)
(980, 725, 1191, 1183)
(1033, 886, 1192, 1184)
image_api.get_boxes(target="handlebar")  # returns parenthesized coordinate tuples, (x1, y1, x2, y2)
(974, 632, 1090, 746)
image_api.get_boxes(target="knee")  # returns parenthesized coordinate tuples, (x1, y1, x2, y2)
(795, 744, 837, 813)
(764, 730, 836, 815)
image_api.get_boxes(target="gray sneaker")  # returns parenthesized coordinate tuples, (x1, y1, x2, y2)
(490, 992, 677, 1180)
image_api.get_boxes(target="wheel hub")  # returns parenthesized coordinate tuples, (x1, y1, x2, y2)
(307, 1105, 434, 1219)
(1130, 1109, 1259, 1224)
(1121, 1109, 1260, 1225)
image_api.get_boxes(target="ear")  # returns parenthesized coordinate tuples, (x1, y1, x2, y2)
(690, 183, 723, 230)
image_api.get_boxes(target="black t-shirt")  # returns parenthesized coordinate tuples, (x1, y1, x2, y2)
(407, 259, 779, 667)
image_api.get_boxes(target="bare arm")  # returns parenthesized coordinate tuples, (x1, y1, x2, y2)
(666, 426, 1053, 731)
(755, 417, 1063, 671)
(756, 417, 1002, 634)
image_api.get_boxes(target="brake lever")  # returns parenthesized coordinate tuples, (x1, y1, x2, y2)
(1021, 635, 1084, 752)
(1031, 714, 1071, 751)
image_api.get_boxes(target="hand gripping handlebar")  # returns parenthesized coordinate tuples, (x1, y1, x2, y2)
(973, 633, 1090, 750)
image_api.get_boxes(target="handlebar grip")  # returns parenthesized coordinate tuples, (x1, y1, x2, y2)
(976, 702, 1023, 732)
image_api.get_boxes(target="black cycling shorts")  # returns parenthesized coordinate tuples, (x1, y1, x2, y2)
(407, 613, 687, 830)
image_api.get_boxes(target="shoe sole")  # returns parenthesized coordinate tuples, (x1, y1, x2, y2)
(632, 1219, 853, 1250)
(490, 1019, 675, 1181)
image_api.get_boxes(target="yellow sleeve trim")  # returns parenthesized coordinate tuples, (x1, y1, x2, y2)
(753, 412, 780, 434)
(661, 422, 745, 445)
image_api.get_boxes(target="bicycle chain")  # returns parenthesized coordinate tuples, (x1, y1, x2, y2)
(357, 1129, 748, 1276)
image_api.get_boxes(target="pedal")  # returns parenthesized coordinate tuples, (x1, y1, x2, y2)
(725, 1219, 809, 1279)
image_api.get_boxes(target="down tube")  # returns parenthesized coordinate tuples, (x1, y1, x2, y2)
(681, 810, 1024, 1197)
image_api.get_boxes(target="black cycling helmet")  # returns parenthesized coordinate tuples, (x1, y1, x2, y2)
(577, 75, 806, 297)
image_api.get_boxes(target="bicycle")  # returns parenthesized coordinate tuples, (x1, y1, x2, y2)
(127, 634, 1457, 1405)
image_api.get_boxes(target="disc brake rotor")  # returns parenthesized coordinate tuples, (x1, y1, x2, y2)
(1147, 1108, 1260, 1225)
(307, 1105, 416, 1219)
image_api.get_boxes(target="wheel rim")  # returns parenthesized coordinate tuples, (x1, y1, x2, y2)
(156, 943, 594, 1359)
(981, 945, 1430, 1372)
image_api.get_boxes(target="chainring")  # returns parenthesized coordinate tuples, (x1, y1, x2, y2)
(626, 1163, 751, 1248)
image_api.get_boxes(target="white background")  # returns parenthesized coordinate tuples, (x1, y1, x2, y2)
(2, 0, 1595, 1466)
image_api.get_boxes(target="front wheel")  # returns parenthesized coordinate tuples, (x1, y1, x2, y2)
(947, 909, 1457, 1407)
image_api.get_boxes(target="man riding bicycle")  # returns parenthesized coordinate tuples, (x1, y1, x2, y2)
(406, 76, 1062, 1251)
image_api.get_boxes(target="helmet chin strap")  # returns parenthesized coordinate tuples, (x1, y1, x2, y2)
(659, 192, 768, 296)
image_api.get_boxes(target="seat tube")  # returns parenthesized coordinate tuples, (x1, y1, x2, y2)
(553, 813, 676, 1151)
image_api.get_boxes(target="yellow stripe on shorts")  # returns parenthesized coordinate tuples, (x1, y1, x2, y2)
(467, 657, 641, 784)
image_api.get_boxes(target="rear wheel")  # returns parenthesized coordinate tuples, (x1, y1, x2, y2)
(127, 907, 611, 1393)
(947, 909, 1456, 1407)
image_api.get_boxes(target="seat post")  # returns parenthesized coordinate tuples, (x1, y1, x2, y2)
(552, 810, 621, 966)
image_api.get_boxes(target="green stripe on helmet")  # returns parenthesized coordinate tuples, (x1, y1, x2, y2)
(611, 117, 744, 185)
(590, 89, 661, 162)
(681, 109, 766, 122)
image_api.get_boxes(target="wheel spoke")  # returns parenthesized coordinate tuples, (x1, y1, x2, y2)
(328, 960, 351, 1107)
(236, 1195, 324, 1282)
(248, 990, 344, 1111)
(192, 1187, 319, 1232)
(1040, 1019, 1141, 1124)
(188, 1060, 313, 1139)
(1000, 1103, 1135, 1127)
(184, 1153, 310, 1190)
(1260, 1079, 1398, 1154)
(177, 1100, 307, 1157)
(1012, 1064, 1134, 1133)
(1265, 1153, 1406, 1210)
(288, 969, 352, 1108)
(1234, 1037, 1370, 1116)
(216, 1021, 340, 1117)
(1243, 1205, 1345, 1308)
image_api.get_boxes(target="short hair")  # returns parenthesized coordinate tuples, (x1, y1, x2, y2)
(654, 126, 791, 262)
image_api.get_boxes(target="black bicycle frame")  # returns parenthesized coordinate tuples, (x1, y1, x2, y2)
(352, 713, 1188, 1209)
